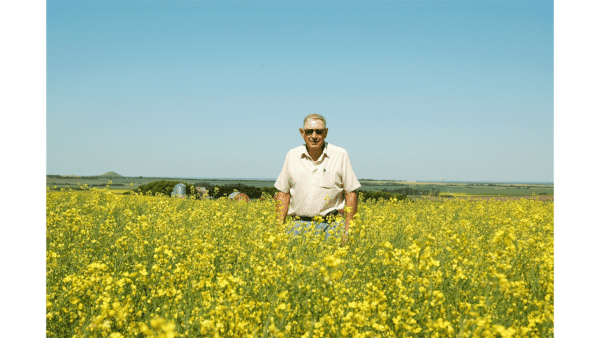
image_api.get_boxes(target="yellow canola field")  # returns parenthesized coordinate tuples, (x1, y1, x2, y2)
(46, 189, 553, 338)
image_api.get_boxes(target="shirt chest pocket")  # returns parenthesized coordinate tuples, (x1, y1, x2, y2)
(319, 172, 336, 188)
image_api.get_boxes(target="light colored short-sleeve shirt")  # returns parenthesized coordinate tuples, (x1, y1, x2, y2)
(274, 142, 361, 217)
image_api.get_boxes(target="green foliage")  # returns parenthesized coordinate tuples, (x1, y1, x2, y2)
(191, 182, 409, 201)
(261, 186, 279, 199)
(192, 182, 217, 196)
(192, 182, 279, 199)
(212, 184, 264, 199)
(137, 181, 277, 199)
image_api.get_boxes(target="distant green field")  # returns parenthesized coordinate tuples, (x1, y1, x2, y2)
(47, 176, 553, 197)
(358, 181, 553, 196)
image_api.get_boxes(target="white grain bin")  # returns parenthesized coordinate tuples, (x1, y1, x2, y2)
(171, 183, 187, 198)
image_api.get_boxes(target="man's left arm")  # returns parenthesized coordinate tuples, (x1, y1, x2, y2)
(343, 191, 358, 238)
(340, 150, 360, 241)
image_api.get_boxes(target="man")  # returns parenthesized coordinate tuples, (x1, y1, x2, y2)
(274, 114, 361, 241)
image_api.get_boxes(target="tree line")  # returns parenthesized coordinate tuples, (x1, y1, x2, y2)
(129, 180, 418, 201)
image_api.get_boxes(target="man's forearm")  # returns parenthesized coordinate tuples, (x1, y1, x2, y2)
(274, 191, 291, 226)
(344, 191, 358, 232)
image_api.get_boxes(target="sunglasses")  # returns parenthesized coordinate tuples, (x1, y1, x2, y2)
(303, 128, 326, 135)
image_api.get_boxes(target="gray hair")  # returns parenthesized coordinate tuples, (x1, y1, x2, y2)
(303, 114, 326, 128)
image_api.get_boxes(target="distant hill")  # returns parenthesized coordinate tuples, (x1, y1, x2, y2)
(97, 171, 124, 178)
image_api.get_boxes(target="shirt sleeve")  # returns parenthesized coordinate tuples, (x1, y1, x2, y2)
(274, 152, 291, 193)
(341, 151, 361, 193)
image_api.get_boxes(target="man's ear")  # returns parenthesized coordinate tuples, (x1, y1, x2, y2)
(299, 128, 305, 136)
(323, 128, 328, 138)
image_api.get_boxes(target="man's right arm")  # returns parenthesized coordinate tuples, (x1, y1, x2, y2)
(274, 191, 290, 227)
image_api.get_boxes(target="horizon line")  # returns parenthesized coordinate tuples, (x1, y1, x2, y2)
(46, 174, 554, 185)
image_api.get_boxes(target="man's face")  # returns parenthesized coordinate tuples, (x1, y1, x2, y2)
(300, 119, 328, 152)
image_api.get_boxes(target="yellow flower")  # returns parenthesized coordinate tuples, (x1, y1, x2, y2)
(331, 270, 343, 280)
(45, 189, 553, 337)
(323, 255, 342, 268)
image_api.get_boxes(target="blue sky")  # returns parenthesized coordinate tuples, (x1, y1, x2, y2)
(46, 0, 554, 182)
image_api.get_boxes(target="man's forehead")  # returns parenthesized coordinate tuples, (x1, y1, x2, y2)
(303, 119, 325, 129)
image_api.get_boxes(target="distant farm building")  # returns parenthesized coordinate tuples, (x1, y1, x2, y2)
(196, 187, 211, 199)
(229, 191, 250, 202)
(171, 183, 187, 198)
